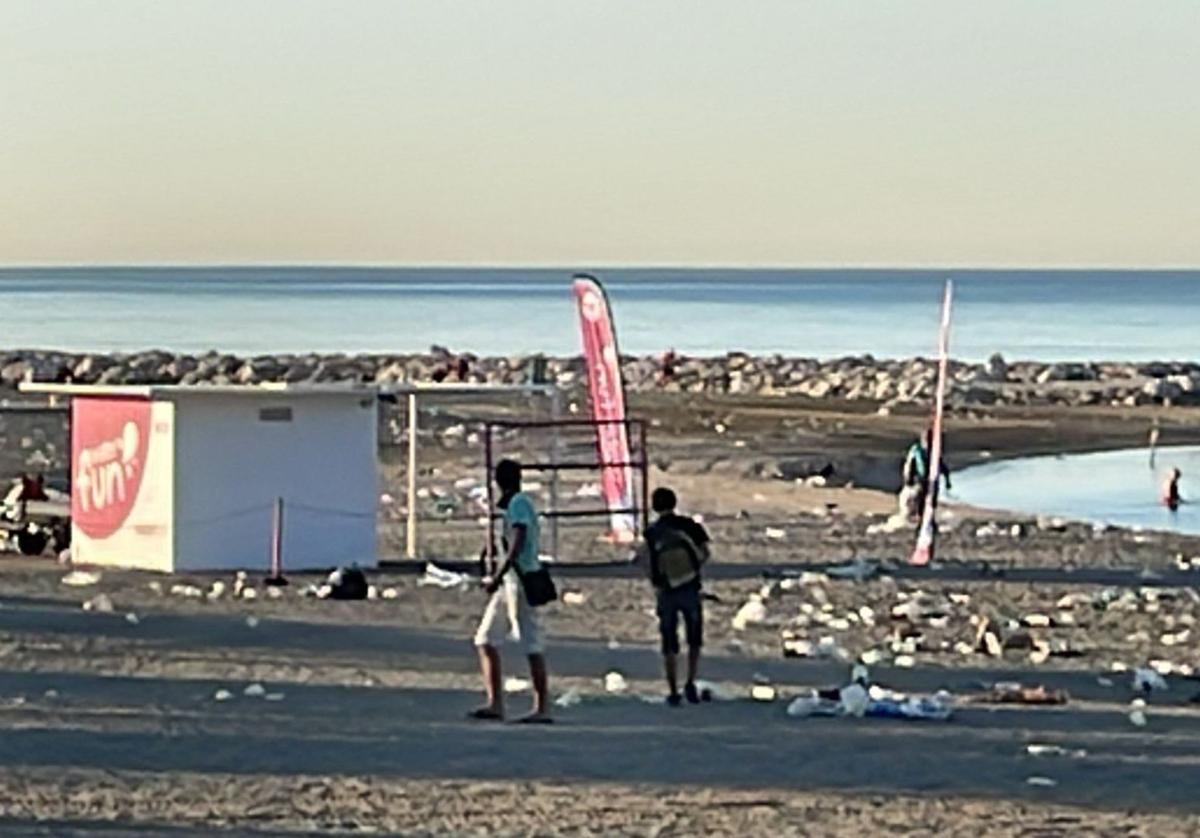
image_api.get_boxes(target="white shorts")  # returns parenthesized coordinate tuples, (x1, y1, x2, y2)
(473, 574, 544, 655)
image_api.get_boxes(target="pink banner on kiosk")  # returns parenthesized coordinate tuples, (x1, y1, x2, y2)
(71, 397, 152, 539)
(573, 274, 636, 542)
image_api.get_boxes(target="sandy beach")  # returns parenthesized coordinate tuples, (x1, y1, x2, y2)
(2, 384, 1200, 835)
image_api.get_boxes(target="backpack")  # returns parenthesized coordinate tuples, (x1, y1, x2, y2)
(649, 522, 703, 590)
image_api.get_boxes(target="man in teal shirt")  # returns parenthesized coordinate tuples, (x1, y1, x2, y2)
(471, 459, 550, 723)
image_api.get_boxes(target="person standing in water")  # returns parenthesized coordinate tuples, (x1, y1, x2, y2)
(1162, 468, 1182, 511)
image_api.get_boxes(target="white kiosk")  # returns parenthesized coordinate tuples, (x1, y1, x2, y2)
(22, 383, 378, 573)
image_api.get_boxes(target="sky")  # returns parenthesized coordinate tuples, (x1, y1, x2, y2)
(2, 0, 1198, 268)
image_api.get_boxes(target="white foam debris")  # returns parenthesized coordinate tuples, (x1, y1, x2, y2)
(61, 571, 101, 587)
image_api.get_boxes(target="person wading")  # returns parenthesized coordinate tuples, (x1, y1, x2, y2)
(471, 459, 553, 723)
(641, 488, 711, 706)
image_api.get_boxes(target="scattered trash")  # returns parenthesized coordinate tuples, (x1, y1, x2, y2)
(750, 685, 777, 702)
(1027, 743, 1087, 758)
(893, 655, 916, 669)
(326, 565, 369, 600)
(1128, 698, 1148, 727)
(241, 587, 258, 601)
(419, 562, 471, 590)
(976, 684, 1069, 706)
(782, 638, 815, 658)
(82, 593, 114, 613)
(1026, 776, 1058, 788)
(732, 596, 768, 631)
(504, 677, 530, 693)
(213, 689, 234, 702)
(562, 591, 587, 606)
(764, 527, 787, 540)
(604, 672, 628, 693)
(207, 580, 226, 601)
(170, 583, 203, 598)
(382, 587, 399, 600)
(243, 683, 266, 697)
(554, 689, 582, 708)
(839, 682, 869, 717)
(147, 581, 163, 595)
(1132, 667, 1168, 693)
(60, 570, 101, 587)
(692, 679, 733, 701)
(124, 612, 139, 625)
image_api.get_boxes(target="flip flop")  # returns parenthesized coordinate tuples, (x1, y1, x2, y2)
(467, 707, 504, 721)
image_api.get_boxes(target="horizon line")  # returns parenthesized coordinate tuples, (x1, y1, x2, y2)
(2, 261, 1199, 272)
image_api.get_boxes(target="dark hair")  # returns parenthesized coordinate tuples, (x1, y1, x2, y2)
(651, 487, 677, 513)
(495, 459, 522, 489)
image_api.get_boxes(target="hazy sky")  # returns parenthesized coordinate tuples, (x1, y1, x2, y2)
(2, 1, 1197, 267)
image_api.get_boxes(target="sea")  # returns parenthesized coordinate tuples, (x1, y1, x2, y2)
(0, 267, 1197, 360)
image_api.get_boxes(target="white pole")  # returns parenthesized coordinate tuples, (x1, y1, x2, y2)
(406, 391, 418, 560)
(550, 387, 561, 563)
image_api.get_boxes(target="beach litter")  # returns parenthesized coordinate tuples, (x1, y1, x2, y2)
(1133, 667, 1169, 693)
(562, 591, 587, 606)
(604, 672, 628, 694)
(206, 581, 226, 601)
(554, 689, 582, 709)
(504, 677, 530, 693)
(692, 679, 732, 702)
(124, 612, 139, 625)
(381, 587, 399, 600)
(764, 527, 786, 540)
(419, 562, 471, 590)
(750, 685, 777, 702)
(82, 593, 114, 613)
(973, 683, 1069, 706)
(731, 596, 768, 630)
(1026, 743, 1087, 759)
(1129, 698, 1148, 727)
(60, 570, 101, 587)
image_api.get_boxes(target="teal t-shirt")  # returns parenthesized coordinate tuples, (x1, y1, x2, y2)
(503, 491, 541, 573)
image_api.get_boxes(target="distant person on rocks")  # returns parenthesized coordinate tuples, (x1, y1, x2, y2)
(471, 459, 552, 723)
(640, 488, 710, 706)
(902, 429, 951, 518)
(657, 349, 678, 386)
(1162, 467, 1182, 511)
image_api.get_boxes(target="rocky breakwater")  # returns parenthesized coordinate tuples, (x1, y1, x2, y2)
(2, 349, 1199, 409)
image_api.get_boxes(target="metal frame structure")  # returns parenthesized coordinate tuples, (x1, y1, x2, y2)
(483, 417, 649, 564)
(379, 382, 562, 560)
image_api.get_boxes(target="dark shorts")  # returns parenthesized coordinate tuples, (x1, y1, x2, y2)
(657, 583, 703, 655)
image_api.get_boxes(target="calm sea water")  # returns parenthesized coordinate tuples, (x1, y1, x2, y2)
(953, 446, 1200, 535)
(0, 267, 1197, 359)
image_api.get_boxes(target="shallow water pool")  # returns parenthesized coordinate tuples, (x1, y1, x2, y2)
(951, 446, 1200, 535)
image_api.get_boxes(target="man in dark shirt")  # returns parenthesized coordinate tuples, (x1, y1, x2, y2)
(641, 487, 710, 706)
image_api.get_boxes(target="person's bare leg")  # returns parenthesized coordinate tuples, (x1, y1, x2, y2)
(663, 652, 679, 696)
(686, 645, 701, 685)
(516, 653, 552, 722)
(471, 645, 504, 719)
